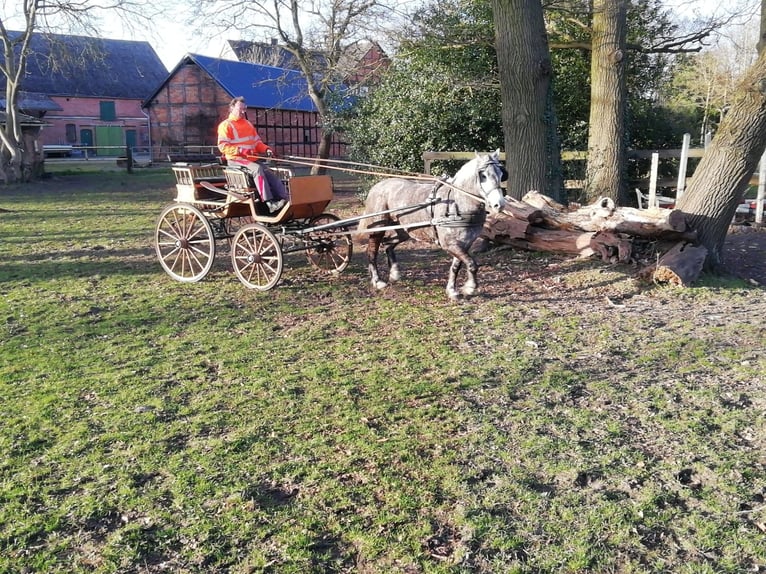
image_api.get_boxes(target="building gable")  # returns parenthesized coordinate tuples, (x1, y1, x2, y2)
(144, 54, 318, 113)
(227, 39, 328, 71)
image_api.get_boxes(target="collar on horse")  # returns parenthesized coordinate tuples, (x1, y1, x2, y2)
(428, 176, 485, 228)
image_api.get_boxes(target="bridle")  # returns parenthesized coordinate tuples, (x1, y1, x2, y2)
(429, 158, 506, 227)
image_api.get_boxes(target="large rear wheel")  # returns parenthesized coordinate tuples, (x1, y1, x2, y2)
(231, 223, 283, 290)
(305, 213, 353, 274)
(155, 203, 216, 282)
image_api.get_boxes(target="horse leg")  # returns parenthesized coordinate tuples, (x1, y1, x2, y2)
(461, 253, 479, 297)
(446, 256, 463, 300)
(366, 231, 388, 289)
(384, 228, 409, 282)
(445, 249, 478, 299)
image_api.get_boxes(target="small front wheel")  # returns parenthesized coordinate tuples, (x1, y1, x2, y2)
(305, 213, 353, 274)
(231, 223, 283, 290)
(155, 203, 216, 282)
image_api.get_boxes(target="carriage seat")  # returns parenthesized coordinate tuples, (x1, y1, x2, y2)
(223, 166, 257, 194)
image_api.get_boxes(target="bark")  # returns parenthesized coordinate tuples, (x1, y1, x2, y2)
(520, 190, 691, 238)
(676, 48, 766, 272)
(492, 0, 556, 200)
(313, 130, 333, 176)
(583, 0, 629, 205)
(651, 242, 708, 286)
(497, 226, 597, 257)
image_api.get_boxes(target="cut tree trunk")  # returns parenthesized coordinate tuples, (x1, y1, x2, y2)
(651, 242, 708, 286)
(482, 191, 707, 282)
(520, 190, 693, 238)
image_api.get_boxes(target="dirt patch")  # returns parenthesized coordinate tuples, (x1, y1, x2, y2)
(723, 225, 766, 287)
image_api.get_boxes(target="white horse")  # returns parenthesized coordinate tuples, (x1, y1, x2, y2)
(358, 150, 506, 299)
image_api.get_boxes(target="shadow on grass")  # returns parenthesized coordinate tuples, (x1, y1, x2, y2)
(0, 246, 160, 283)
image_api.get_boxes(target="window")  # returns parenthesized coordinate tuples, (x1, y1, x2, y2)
(65, 124, 76, 143)
(99, 101, 116, 121)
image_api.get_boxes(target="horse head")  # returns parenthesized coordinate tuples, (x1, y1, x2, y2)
(477, 149, 507, 213)
(450, 150, 506, 213)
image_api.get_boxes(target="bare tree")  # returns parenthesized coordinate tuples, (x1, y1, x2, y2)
(676, 0, 766, 272)
(0, 0, 157, 183)
(194, 0, 395, 174)
(0, 12, 34, 182)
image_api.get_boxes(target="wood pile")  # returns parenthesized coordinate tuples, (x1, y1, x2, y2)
(480, 191, 705, 286)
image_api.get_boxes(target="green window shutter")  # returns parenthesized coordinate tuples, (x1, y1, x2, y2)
(100, 101, 116, 121)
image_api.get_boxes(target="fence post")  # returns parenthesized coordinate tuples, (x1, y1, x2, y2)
(677, 133, 690, 200)
(648, 152, 659, 208)
(126, 146, 133, 173)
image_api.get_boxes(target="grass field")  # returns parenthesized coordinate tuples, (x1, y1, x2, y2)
(1, 169, 765, 573)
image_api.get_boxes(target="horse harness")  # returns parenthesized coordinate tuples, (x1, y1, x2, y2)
(427, 174, 487, 229)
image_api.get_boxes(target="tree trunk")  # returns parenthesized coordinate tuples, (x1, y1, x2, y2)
(583, 0, 628, 205)
(313, 130, 333, 176)
(492, 0, 557, 200)
(652, 242, 708, 286)
(676, 48, 766, 272)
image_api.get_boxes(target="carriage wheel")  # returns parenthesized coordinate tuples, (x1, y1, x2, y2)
(225, 216, 255, 238)
(305, 213, 353, 274)
(155, 203, 216, 282)
(231, 223, 283, 290)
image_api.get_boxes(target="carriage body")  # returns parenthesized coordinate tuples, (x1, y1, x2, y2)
(155, 162, 352, 289)
(170, 163, 333, 222)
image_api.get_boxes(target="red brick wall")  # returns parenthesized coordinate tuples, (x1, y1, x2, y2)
(40, 96, 150, 150)
(144, 61, 346, 161)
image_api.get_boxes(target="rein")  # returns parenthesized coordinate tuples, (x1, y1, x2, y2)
(273, 154, 491, 205)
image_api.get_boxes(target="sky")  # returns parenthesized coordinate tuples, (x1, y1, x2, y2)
(5, 0, 755, 72)
(112, 0, 752, 71)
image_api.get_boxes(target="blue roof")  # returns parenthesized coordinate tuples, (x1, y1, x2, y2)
(188, 53, 316, 112)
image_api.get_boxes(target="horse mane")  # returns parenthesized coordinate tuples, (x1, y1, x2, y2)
(447, 152, 499, 202)
(449, 155, 480, 191)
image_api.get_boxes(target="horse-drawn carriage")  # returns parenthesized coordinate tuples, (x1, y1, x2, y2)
(155, 162, 353, 290)
(155, 152, 507, 299)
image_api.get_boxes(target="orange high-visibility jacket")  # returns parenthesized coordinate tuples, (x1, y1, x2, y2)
(217, 115, 270, 160)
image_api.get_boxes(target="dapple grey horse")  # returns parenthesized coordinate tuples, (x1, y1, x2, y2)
(358, 150, 506, 300)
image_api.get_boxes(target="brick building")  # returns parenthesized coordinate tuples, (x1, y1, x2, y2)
(4, 32, 167, 157)
(142, 53, 347, 162)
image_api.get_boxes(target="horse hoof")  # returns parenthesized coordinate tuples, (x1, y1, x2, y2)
(447, 289, 460, 301)
(462, 286, 476, 297)
(374, 280, 388, 290)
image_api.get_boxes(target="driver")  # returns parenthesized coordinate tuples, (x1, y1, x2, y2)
(217, 96, 288, 213)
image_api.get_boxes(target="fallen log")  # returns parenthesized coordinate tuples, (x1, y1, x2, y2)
(651, 242, 708, 286)
(590, 230, 632, 263)
(480, 192, 710, 283)
(521, 191, 692, 239)
(483, 212, 532, 242)
(502, 196, 546, 223)
(496, 226, 597, 258)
